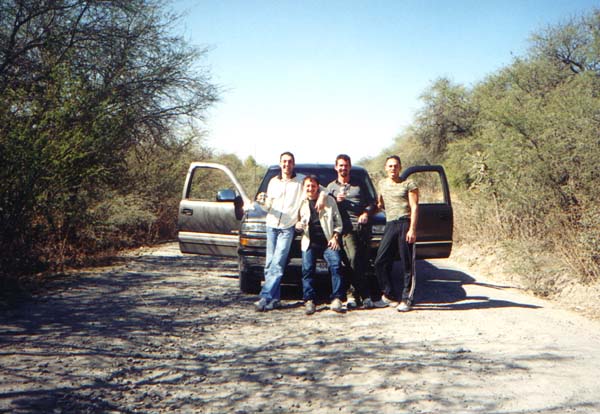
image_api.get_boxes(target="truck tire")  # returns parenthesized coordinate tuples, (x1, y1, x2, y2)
(239, 269, 261, 294)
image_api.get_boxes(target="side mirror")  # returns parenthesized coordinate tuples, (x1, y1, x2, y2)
(216, 189, 237, 202)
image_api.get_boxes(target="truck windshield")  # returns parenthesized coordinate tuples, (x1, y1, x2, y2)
(256, 165, 376, 201)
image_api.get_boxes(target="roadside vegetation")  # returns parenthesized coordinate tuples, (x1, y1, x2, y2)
(0, 1, 262, 298)
(2, 2, 597, 307)
(364, 10, 600, 296)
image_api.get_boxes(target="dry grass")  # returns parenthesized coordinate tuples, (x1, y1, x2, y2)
(450, 191, 600, 319)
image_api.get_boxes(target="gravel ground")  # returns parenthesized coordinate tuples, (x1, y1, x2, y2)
(2, 242, 600, 414)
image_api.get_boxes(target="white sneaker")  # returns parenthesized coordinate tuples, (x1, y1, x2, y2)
(330, 298, 344, 313)
(254, 298, 267, 312)
(346, 297, 358, 309)
(381, 295, 399, 307)
(305, 300, 316, 315)
(396, 301, 411, 312)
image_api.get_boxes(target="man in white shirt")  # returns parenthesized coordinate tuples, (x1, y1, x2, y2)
(254, 152, 324, 311)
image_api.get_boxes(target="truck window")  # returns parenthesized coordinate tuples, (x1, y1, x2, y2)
(187, 167, 237, 202)
(257, 167, 374, 199)
(409, 171, 447, 204)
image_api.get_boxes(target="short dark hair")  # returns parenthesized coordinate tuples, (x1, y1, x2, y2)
(280, 151, 295, 162)
(335, 154, 351, 165)
(302, 174, 320, 186)
(385, 155, 401, 165)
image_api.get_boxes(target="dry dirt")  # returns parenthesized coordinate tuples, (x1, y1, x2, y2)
(2, 242, 600, 414)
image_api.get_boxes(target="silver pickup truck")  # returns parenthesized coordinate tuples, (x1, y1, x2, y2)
(177, 163, 453, 294)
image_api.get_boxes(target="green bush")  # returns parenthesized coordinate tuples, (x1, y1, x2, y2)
(0, 1, 218, 283)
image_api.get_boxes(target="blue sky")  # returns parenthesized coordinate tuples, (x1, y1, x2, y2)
(172, 0, 598, 165)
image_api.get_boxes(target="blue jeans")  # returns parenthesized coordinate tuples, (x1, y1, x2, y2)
(260, 226, 295, 301)
(302, 246, 344, 301)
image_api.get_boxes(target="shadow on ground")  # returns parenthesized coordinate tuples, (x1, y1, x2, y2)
(276, 258, 541, 312)
(412, 260, 542, 311)
(0, 251, 560, 414)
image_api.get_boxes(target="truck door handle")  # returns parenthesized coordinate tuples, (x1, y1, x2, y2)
(181, 208, 193, 216)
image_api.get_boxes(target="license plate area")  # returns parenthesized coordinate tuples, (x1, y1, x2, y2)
(316, 260, 329, 274)
(286, 258, 330, 276)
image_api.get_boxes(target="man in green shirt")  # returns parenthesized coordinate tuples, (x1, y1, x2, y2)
(374, 155, 419, 312)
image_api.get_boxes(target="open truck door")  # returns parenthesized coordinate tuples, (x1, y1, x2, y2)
(401, 165, 453, 260)
(177, 162, 252, 257)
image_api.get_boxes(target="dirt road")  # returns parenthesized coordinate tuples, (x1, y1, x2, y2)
(2, 242, 600, 414)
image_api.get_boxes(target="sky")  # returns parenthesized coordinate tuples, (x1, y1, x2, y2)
(172, 0, 598, 166)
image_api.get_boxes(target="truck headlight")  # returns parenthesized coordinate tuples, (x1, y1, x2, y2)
(241, 222, 266, 233)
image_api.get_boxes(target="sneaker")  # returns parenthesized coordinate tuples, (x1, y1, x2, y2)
(346, 296, 358, 309)
(371, 299, 389, 308)
(330, 298, 344, 313)
(265, 299, 281, 311)
(305, 300, 316, 315)
(362, 298, 375, 309)
(396, 301, 411, 312)
(381, 295, 399, 307)
(254, 298, 267, 312)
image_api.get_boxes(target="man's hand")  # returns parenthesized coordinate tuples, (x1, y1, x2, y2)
(295, 218, 308, 232)
(328, 235, 340, 251)
(256, 192, 267, 204)
(406, 228, 416, 244)
(357, 212, 369, 225)
(376, 194, 385, 211)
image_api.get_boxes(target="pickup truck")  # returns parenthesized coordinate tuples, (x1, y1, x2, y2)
(177, 162, 453, 294)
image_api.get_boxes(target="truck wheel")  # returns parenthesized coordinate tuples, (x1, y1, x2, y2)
(239, 269, 261, 294)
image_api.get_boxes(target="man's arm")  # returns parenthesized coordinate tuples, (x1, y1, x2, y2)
(257, 177, 277, 209)
(376, 193, 385, 212)
(295, 200, 308, 232)
(358, 182, 375, 224)
(327, 197, 343, 251)
(406, 189, 419, 244)
(315, 187, 328, 212)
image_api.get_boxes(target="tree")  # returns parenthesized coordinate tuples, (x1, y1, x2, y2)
(530, 9, 600, 74)
(213, 153, 266, 197)
(0, 0, 218, 275)
(445, 34, 600, 282)
(413, 77, 475, 162)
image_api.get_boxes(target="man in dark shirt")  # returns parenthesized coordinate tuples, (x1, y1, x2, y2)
(327, 154, 384, 309)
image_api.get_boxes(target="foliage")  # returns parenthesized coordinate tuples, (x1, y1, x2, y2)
(444, 12, 600, 284)
(413, 78, 476, 162)
(370, 9, 600, 287)
(530, 9, 600, 74)
(362, 129, 431, 181)
(0, 0, 218, 280)
(211, 154, 267, 197)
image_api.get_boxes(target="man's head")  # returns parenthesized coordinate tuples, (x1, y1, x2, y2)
(384, 155, 401, 180)
(279, 151, 295, 178)
(335, 154, 351, 181)
(303, 175, 320, 200)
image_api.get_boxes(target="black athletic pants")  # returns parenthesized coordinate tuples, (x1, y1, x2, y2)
(374, 218, 412, 301)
